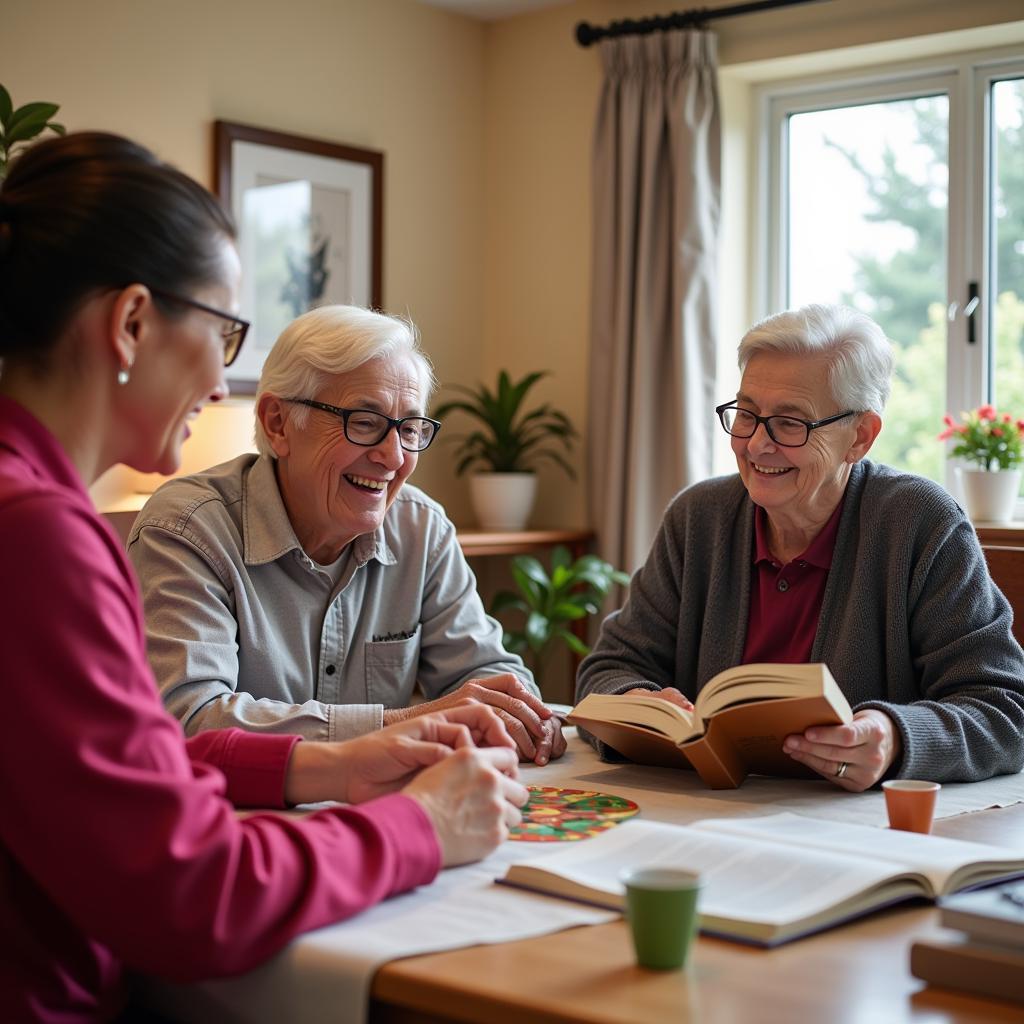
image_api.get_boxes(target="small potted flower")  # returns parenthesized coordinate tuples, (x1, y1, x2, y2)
(939, 404, 1024, 522)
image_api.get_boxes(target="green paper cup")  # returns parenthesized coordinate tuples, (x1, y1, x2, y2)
(621, 867, 702, 970)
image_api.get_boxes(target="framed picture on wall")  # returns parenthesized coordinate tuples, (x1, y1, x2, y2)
(214, 120, 384, 392)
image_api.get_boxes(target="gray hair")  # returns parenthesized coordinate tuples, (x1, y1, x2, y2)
(254, 305, 436, 456)
(737, 303, 894, 414)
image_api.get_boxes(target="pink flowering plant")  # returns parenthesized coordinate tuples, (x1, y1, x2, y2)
(939, 404, 1024, 471)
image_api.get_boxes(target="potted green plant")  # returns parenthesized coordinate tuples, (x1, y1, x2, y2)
(0, 85, 64, 179)
(490, 545, 629, 697)
(432, 370, 577, 531)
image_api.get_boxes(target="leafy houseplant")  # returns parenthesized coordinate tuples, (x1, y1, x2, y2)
(940, 404, 1024, 523)
(433, 370, 578, 531)
(0, 85, 64, 179)
(490, 545, 629, 694)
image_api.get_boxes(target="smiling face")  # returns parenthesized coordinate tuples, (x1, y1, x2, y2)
(269, 353, 424, 563)
(119, 236, 239, 476)
(731, 351, 872, 527)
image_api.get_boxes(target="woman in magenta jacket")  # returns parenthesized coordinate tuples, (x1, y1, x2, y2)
(0, 131, 527, 1022)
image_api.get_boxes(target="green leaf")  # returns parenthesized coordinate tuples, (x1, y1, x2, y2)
(525, 611, 550, 650)
(510, 562, 543, 607)
(0, 85, 12, 128)
(510, 554, 549, 589)
(554, 627, 591, 655)
(550, 545, 572, 573)
(489, 591, 528, 615)
(4, 105, 60, 146)
(550, 601, 588, 621)
(502, 631, 528, 655)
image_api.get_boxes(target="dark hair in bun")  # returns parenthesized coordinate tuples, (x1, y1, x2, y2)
(0, 132, 235, 362)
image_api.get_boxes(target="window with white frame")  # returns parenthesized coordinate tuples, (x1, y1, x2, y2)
(755, 50, 1024, 493)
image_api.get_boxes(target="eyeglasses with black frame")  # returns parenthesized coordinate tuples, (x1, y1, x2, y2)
(148, 287, 250, 368)
(715, 401, 857, 448)
(287, 398, 442, 453)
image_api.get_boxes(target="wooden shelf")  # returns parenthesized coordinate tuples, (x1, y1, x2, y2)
(975, 522, 1024, 547)
(456, 527, 594, 558)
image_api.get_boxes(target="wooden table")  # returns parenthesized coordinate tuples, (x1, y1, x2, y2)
(370, 804, 1024, 1023)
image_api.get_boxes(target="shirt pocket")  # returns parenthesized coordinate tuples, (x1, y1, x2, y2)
(364, 626, 422, 706)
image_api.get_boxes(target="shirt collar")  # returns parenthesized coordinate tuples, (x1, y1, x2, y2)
(753, 494, 846, 569)
(240, 453, 396, 568)
(0, 395, 90, 498)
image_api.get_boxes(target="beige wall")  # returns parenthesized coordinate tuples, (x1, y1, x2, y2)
(6, 0, 1024, 529)
(6, 0, 486, 520)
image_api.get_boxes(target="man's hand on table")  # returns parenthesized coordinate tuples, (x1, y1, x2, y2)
(384, 673, 567, 765)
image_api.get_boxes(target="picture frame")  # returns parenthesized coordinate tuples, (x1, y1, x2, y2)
(214, 120, 383, 392)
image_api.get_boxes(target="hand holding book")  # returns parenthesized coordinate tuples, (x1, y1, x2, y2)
(781, 706, 903, 792)
(570, 663, 855, 789)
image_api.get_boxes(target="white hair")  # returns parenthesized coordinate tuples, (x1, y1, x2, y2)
(254, 305, 436, 456)
(738, 303, 894, 414)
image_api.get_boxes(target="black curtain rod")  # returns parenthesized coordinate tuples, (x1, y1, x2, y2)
(575, 0, 830, 47)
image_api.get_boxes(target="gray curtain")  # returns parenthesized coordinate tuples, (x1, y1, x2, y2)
(587, 30, 720, 575)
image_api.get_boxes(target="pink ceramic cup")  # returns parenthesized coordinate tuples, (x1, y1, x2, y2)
(882, 780, 941, 833)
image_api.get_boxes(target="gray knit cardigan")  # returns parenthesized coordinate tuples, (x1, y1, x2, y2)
(576, 461, 1024, 782)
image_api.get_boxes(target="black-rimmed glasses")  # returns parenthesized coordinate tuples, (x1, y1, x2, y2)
(149, 287, 250, 367)
(716, 401, 856, 448)
(288, 398, 442, 453)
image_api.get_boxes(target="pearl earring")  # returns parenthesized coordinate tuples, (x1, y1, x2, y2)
(117, 357, 134, 386)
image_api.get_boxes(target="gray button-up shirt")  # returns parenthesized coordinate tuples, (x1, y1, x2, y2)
(127, 454, 535, 742)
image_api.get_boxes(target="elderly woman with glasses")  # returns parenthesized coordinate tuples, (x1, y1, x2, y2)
(128, 304, 566, 765)
(577, 303, 1024, 791)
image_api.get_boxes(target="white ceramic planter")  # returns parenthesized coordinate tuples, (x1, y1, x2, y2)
(469, 473, 537, 531)
(957, 466, 1022, 523)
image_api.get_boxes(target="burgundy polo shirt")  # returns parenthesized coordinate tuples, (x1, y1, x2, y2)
(742, 497, 845, 664)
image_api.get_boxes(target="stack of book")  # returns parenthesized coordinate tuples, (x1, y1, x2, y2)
(911, 881, 1024, 1004)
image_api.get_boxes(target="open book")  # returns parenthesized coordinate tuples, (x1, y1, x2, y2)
(568, 663, 852, 788)
(499, 812, 1024, 946)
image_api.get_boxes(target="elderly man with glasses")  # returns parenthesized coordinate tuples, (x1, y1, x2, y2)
(129, 305, 565, 765)
(577, 303, 1024, 791)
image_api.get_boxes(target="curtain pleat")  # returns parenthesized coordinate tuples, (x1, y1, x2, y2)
(587, 31, 721, 577)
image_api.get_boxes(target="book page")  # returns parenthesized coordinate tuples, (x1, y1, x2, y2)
(697, 664, 823, 718)
(697, 813, 1024, 893)
(503, 819, 919, 929)
(571, 693, 699, 743)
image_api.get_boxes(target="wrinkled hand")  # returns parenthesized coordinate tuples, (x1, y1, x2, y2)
(783, 709, 902, 792)
(385, 674, 564, 764)
(404, 745, 528, 867)
(284, 705, 516, 806)
(621, 686, 695, 712)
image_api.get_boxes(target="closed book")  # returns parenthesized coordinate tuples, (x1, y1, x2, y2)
(939, 881, 1024, 948)
(910, 935, 1024, 1004)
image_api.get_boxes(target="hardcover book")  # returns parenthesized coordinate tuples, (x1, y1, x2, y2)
(568, 663, 852, 788)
